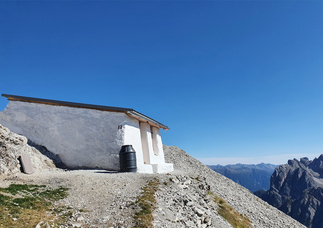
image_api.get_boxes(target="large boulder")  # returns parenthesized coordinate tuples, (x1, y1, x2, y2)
(0, 124, 56, 175)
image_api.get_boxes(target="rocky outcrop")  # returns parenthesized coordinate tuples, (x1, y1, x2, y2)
(0, 124, 58, 175)
(255, 156, 323, 228)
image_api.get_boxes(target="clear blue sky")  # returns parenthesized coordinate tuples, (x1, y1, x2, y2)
(1, 1, 323, 165)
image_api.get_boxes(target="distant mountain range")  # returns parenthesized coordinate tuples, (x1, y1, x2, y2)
(255, 155, 323, 228)
(209, 163, 277, 192)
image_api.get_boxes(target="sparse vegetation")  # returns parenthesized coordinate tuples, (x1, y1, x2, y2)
(208, 192, 251, 228)
(133, 178, 159, 228)
(190, 176, 200, 182)
(79, 208, 91, 213)
(0, 184, 70, 228)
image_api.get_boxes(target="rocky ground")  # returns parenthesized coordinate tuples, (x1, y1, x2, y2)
(0, 124, 306, 227)
(161, 146, 305, 228)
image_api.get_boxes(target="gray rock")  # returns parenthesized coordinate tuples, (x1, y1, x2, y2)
(0, 124, 56, 175)
(256, 155, 323, 228)
(194, 207, 205, 217)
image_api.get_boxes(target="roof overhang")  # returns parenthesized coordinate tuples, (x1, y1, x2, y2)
(2, 94, 169, 130)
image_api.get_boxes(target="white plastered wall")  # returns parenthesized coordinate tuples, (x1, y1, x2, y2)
(139, 122, 173, 173)
(122, 120, 153, 173)
(0, 101, 127, 170)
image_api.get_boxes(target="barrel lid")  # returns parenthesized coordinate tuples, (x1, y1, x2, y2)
(120, 145, 136, 153)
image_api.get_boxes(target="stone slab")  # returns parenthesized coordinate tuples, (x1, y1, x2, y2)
(19, 154, 34, 174)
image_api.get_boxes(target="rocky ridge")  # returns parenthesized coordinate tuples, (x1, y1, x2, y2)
(0, 125, 305, 227)
(255, 156, 323, 228)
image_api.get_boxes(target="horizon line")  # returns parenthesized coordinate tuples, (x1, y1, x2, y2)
(197, 152, 322, 166)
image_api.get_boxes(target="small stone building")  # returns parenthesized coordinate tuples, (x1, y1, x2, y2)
(0, 94, 173, 174)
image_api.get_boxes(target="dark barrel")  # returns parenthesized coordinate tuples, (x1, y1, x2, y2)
(119, 145, 137, 172)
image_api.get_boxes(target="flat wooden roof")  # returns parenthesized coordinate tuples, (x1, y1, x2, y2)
(2, 94, 169, 130)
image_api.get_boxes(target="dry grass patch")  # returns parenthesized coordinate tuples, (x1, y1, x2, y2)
(208, 192, 251, 228)
(0, 184, 70, 228)
(133, 178, 159, 228)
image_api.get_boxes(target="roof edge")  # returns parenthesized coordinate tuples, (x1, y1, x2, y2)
(2, 94, 134, 112)
(2, 94, 169, 130)
(127, 111, 169, 130)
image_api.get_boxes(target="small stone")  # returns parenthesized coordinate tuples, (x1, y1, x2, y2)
(194, 208, 204, 217)
(71, 222, 82, 227)
(35, 221, 43, 228)
(76, 216, 84, 222)
(102, 216, 110, 221)
(186, 201, 194, 207)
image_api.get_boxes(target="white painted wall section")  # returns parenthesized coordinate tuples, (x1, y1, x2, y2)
(140, 123, 158, 164)
(139, 123, 173, 173)
(123, 120, 153, 173)
(0, 101, 124, 170)
(152, 127, 165, 163)
(151, 127, 173, 173)
(139, 122, 151, 165)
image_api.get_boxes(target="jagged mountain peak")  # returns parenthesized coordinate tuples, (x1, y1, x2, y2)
(256, 154, 323, 228)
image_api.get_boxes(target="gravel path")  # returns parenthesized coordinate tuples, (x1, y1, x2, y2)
(0, 169, 153, 227)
